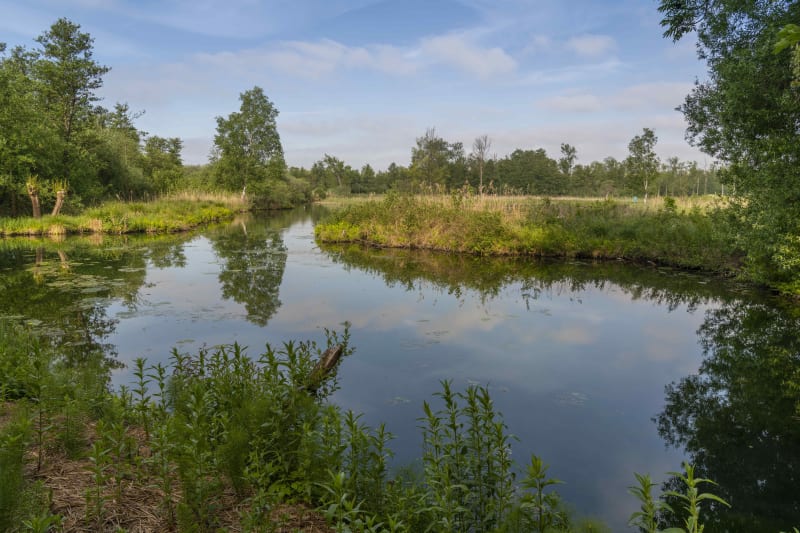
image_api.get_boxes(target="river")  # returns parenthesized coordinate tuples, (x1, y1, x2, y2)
(1, 207, 797, 531)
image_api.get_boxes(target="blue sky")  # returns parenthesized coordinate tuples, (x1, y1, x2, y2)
(1, 0, 710, 169)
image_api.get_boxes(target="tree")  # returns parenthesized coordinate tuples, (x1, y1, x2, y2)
(625, 128, 659, 202)
(558, 143, 577, 177)
(143, 136, 183, 192)
(471, 134, 492, 194)
(495, 149, 561, 195)
(658, 0, 800, 291)
(34, 18, 109, 147)
(775, 23, 800, 85)
(213, 86, 285, 198)
(0, 43, 60, 215)
(410, 128, 464, 190)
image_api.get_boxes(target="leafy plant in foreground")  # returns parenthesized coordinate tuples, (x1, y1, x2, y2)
(629, 462, 729, 533)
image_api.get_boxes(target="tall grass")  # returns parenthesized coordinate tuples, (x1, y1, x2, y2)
(0, 195, 244, 237)
(315, 192, 741, 274)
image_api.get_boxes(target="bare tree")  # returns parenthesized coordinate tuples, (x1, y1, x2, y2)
(472, 134, 492, 194)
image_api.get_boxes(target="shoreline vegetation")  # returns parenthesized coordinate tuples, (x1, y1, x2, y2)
(0, 322, 731, 532)
(0, 193, 246, 237)
(315, 192, 746, 280)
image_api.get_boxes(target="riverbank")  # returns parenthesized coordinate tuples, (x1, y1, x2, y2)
(0, 193, 246, 237)
(1, 318, 731, 532)
(315, 193, 743, 275)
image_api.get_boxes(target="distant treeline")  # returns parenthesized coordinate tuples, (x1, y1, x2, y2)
(1, 18, 718, 218)
(287, 127, 721, 199)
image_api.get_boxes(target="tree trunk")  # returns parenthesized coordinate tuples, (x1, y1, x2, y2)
(51, 190, 66, 216)
(305, 344, 344, 396)
(57, 250, 70, 271)
(29, 190, 41, 219)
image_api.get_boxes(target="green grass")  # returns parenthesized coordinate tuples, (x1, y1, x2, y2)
(0, 195, 245, 237)
(315, 193, 742, 275)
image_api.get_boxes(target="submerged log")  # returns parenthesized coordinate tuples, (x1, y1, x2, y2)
(305, 344, 344, 395)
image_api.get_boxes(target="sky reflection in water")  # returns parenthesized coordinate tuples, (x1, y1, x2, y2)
(2, 208, 792, 530)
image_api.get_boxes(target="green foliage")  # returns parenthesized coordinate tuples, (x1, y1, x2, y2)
(0, 411, 32, 530)
(628, 463, 729, 533)
(0, 19, 197, 211)
(626, 128, 660, 201)
(628, 472, 673, 533)
(315, 194, 741, 273)
(3, 312, 760, 531)
(663, 463, 730, 533)
(658, 0, 800, 292)
(410, 128, 467, 189)
(0, 197, 237, 236)
(419, 380, 517, 532)
(212, 86, 295, 209)
(496, 148, 562, 195)
(513, 455, 569, 532)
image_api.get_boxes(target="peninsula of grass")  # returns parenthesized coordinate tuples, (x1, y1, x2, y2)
(0, 193, 246, 237)
(314, 193, 743, 275)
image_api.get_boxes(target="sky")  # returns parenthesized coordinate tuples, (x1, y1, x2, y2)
(0, 0, 711, 170)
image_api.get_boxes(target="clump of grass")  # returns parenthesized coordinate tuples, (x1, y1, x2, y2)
(0, 197, 238, 236)
(316, 192, 742, 275)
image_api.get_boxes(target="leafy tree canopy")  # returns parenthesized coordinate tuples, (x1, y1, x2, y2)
(658, 0, 800, 291)
(213, 86, 285, 194)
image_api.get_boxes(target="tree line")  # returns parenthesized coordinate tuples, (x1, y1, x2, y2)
(2, 18, 725, 219)
(291, 127, 721, 199)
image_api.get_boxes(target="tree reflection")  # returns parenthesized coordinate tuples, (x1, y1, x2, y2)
(0, 232, 198, 369)
(319, 243, 749, 309)
(0, 239, 142, 368)
(656, 300, 800, 531)
(208, 216, 287, 326)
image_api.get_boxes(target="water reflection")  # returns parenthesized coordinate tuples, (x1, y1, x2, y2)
(2, 211, 798, 530)
(320, 243, 750, 311)
(656, 300, 800, 531)
(0, 237, 153, 366)
(208, 216, 287, 326)
(318, 242, 799, 529)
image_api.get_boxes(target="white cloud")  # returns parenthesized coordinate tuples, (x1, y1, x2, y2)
(611, 82, 692, 110)
(193, 40, 419, 80)
(420, 33, 516, 79)
(536, 82, 691, 115)
(192, 34, 516, 81)
(520, 34, 553, 56)
(518, 59, 624, 85)
(538, 92, 602, 113)
(566, 34, 617, 58)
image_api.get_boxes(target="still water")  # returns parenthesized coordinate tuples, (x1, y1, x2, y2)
(1, 207, 798, 530)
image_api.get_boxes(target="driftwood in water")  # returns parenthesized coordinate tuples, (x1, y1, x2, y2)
(305, 344, 344, 395)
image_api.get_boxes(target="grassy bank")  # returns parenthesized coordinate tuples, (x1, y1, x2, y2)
(315, 193, 742, 275)
(0, 193, 246, 237)
(0, 320, 736, 532)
